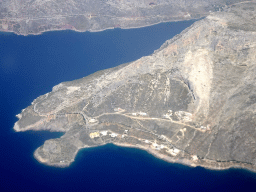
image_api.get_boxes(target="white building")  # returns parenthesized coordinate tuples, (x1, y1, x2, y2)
(163, 114, 170, 118)
(100, 131, 108, 136)
(167, 148, 180, 156)
(89, 119, 97, 123)
(138, 112, 147, 116)
(110, 133, 118, 137)
(192, 155, 198, 161)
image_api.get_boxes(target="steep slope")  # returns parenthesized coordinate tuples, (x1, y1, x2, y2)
(14, 2, 256, 171)
(0, 0, 251, 35)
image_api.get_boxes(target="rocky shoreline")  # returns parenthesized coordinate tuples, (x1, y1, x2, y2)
(14, 2, 256, 171)
(0, 0, 246, 36)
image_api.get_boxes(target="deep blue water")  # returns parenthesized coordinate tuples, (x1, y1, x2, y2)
(0, 20, 256, 192)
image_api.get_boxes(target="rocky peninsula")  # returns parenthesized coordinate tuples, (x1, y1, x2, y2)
(14, 2, 256, 171)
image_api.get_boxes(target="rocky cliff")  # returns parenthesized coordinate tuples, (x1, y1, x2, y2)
(14, 2, 256, 171)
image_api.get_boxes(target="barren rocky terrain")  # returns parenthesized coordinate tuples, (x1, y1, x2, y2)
(13, 2, 256, 171)
(0, 0, 252, 35)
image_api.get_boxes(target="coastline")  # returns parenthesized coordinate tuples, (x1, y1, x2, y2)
(33, 141, 256, 173)
(0, 16, 202, 37)
(9, 1, 256, 175)
(114, 143, 256, 173)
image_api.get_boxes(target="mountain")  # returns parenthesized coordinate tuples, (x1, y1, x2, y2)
(0, 0, 251, 35)
(14, 2, 256, 171)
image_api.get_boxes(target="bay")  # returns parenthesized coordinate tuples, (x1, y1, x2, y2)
(0, 20, 256, 192)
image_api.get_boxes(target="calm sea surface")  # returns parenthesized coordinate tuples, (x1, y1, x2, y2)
(0, 21, 256, 192)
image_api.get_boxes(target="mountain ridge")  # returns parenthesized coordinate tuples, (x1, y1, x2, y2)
(0, 0, 253, 35)
(14, 2, 256, 171)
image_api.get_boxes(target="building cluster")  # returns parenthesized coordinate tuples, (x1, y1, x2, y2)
(110, 133, 118, 137)
(166, 148, 181, 156)
(175, 111, 192, 122)
(150, 141, 181, 157)
(199, 124, 211, 132)
(132, 111, 147, 116)
(151, 142, 166, 150)
(89, 130, 120, 139)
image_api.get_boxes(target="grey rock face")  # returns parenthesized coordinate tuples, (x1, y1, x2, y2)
(0, 0, 251, 35)
(14, 2, 256, 171)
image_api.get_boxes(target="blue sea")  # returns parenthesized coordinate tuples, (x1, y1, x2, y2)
(0, 20, 256, 192)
